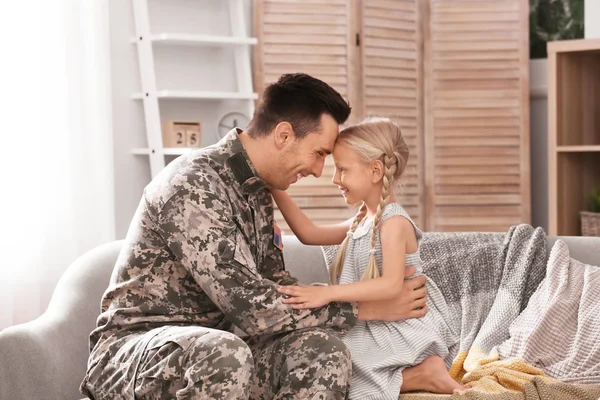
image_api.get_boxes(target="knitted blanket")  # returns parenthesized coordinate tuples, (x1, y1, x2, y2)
(400, 378, 600, 400)
(497, 240, 600, 385)
(399, 230, 600, 399)
(417, 224, 548, 386)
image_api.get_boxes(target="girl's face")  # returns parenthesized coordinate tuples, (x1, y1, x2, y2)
(332, 142, 381, 206)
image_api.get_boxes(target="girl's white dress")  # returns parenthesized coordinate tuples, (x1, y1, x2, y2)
(326, 202, 459, 400)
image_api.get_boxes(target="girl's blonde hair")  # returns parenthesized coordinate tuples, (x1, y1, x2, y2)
(329, 117, 409, 284)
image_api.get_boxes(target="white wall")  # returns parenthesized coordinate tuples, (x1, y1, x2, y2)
(529, 60, 548, 231)
(585, 0, 600, 38)
(109, 0, 253, 237)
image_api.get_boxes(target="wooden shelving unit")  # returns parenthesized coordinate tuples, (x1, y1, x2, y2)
(130, 0, 256, 178)
(548, 39, 600, 236)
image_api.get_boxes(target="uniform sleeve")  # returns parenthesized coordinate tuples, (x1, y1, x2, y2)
(260, 246, 299, 286)
(157, 187, 358, 336)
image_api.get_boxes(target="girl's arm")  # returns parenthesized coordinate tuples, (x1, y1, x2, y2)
(328, 215, 412, 301)
(277, 216, 415, 307)
(271, 188, 352, 246)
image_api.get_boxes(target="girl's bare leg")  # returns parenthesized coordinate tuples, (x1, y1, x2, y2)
(401, 356, 464, 394)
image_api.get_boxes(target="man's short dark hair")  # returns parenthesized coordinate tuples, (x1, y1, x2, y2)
(246, 73, 351, 138)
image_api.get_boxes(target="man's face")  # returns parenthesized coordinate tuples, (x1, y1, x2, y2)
(273, 114, 339, 190)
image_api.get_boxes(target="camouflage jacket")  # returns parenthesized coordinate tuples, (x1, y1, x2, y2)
(89, 129, 358, 354)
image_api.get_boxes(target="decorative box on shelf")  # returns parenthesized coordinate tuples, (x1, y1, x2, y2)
(580, 187, 600, 237)
(580, 211, 600, 237)
(161, 121, 202, 148)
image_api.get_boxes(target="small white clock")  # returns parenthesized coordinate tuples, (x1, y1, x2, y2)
(218, 112, 250, 139)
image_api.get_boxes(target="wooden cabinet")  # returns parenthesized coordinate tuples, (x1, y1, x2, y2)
(547, 39, 600, 236)
(254, 0, 530, 233)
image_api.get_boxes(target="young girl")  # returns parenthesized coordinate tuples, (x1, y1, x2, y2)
(272, 117, 462, 399)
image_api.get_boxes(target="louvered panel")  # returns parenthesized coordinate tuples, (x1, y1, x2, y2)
(425, 0, 529, 232)
(436, 127, 520, 138)
(436, 117, 520, 128)
(434, 145, 519, 157)
(434, 50, 520, 61)
(255, 0, 357, 234)
(262, 13, 347, 25)
(369, 56, 416, 70)
(436, 88, 521, 97)
(263, 24, 347, 35)
(255, 0, 353, 100)
(434, 1, 520, 12)
(436, 174, 520, 185)
(436, 185, 521, 195)
(434, 31, 521, 42)
(436, 80, 521, 91)
(432, 11, 519, 23)
(436, 156, 519, 167)
(435, 164, 520, 176)
(434, 22, 517, 33)
(362, 0, 423, 228)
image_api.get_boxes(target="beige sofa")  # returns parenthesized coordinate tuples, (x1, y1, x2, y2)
(1, 235, 599, 400)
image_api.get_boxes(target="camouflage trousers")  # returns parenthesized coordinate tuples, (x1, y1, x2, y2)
(81, 325, 351, 400)
(81, 325, 253, 400)
(247, 326, 352, 400)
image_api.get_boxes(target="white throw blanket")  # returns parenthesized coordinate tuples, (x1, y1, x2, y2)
(498, 240, 600, 385)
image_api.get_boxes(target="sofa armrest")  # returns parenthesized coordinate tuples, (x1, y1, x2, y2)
(547, 236, 600, 266)
(0, 315, 86, 400)
(0, 240, 122, 400)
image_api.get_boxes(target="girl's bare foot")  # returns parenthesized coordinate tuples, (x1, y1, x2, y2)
(401, 356, 464, 394)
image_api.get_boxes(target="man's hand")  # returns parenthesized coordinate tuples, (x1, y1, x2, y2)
(277, 284, 333, 309)
(357, 265, 428, 322)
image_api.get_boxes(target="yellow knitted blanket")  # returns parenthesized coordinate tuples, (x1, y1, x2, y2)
(451, 347, 554, 392)
(399, 347, 600, 399)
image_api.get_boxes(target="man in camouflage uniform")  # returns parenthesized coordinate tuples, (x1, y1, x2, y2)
(81, 73, 428, 400)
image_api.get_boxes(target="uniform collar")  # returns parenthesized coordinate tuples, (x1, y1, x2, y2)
(221, 128, 266, 195)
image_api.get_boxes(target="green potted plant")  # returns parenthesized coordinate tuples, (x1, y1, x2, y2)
(530, 0, 584, 59)
(581, 186, 600, 236)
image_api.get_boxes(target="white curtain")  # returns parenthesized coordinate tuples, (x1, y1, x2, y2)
(0, 1, 115, 331)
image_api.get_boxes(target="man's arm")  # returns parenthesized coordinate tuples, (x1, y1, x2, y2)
(157, 188, 358, 336)
(260, 249, 300, 286)
(357, 266, 428, 321)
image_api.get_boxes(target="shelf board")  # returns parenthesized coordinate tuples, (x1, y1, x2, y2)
(556, 145, 600, 153)
(132, 148, 201, 156)
(132, 90, 258, 100)
(547, 38, 600, 54)
(145, 33, 258, 46)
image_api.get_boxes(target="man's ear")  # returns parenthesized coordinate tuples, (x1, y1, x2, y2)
(273, 122, 295, 150)
(371, 159, 384, 183)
